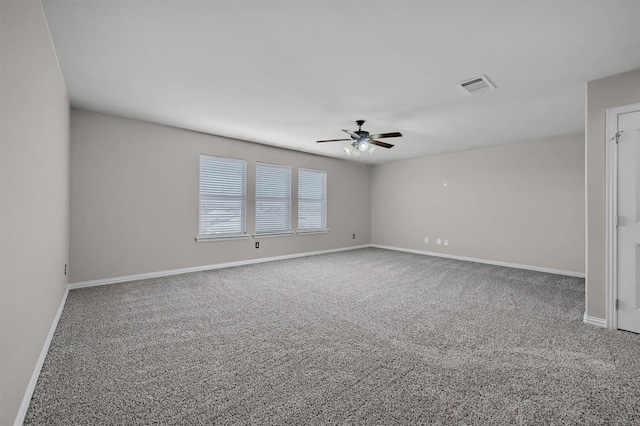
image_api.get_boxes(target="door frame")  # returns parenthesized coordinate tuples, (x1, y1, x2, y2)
(605, 102, 640, 330)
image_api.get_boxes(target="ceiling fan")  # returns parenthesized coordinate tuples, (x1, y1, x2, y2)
(317, 120, 402, 155)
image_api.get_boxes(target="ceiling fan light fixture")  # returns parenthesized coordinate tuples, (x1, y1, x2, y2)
(317, 120, 402, 156)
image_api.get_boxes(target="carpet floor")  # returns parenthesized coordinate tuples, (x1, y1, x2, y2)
(25, 248, 640, 425)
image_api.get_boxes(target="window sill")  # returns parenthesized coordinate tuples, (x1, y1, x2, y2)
(253, 232, 294, 238)
(195, 234, 249, 243)
(296, 229, 329, 235)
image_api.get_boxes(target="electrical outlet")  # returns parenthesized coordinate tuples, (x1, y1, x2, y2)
(255, 242, 259, 249)
(444, 240, 448, 246)
(64, 264, 67, 275)
(424, 237, 429, 243)
(353, 234, 356, 239)
(437, 238, 441, 245)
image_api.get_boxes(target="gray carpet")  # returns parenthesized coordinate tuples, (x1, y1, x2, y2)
(25, 248, 640, 425)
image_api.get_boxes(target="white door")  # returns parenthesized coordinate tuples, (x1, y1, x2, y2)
(617, 110, 640, 333)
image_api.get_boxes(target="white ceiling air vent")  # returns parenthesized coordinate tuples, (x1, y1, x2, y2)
(458, 75, 496, 95)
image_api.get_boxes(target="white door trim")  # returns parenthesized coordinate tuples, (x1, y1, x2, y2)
(605, 102, 640, 330)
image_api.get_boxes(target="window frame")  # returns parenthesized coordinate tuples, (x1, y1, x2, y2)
(254, 162, 293, 237)
(196, 154, 248, 242)
(297, 168, 328, 234)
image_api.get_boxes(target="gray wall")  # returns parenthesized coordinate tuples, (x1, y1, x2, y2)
(371, 134, 585, 274)
(0, 1, 70, 424)
(585, 69, 640, 319)
(70, 109, 371, 283)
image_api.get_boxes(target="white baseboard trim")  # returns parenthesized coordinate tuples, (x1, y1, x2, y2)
(583, 313, 607, 328)
(14, 286, 69, 426)
(370, 244, 586, 278)
(69, 245, 371, 289)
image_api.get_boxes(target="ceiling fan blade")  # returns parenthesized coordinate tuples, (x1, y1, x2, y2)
(368, 132, 402, 139)
(316, 138, 351, 143)
(370, 139, 394, 149)
(342, 129, 360, 139)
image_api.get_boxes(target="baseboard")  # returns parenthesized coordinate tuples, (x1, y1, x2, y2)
(583, 313, 607, 328)
(14, 286, 69, 426)
(370, 244, 586, 278)
(69, 245, 371, 289)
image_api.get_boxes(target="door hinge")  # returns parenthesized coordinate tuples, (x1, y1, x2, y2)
(615, 215, 619, 227)
(615, 299, 619, 310)
(615, 130, 623, 144)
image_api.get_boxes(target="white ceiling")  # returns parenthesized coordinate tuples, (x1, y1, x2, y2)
(42, 0, 640, 164)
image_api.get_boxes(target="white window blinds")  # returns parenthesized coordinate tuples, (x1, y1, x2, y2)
(255, 162, 292, 234)
(198, 155, 247, 238)
(298, 168, 327, 231)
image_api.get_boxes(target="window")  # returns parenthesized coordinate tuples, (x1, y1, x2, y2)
(298, 168, 327, 232)
(255, 162, 292, 235)
(197, 155, 247, 241)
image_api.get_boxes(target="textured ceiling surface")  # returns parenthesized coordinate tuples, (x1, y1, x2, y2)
(42, 1, 640, 164)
